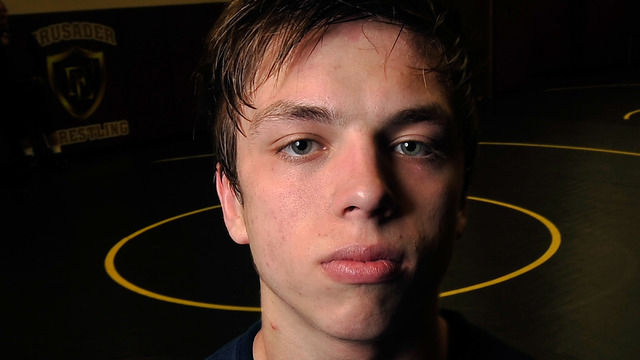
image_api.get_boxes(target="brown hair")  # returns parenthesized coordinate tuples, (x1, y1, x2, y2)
(197, 0, 477, 195)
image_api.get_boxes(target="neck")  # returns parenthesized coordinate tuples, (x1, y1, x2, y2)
(253, 295, 447, 360)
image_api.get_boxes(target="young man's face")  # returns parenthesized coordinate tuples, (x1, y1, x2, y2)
(217, 20, 466, 342)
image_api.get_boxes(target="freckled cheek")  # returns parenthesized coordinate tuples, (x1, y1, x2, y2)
(245, 176, 322, 252)
(396, 166, 449, 201)
(262, 175, 322, 219)
(398, 168, 463, 233)
(248, 214, 313, 290)
(245, 210, 290, 275)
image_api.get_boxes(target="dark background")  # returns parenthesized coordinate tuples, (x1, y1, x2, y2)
(2, 1, 639, 360)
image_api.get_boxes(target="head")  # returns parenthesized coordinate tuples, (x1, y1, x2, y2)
(200, 0, 477, 199)
(201, 0, 477, 347)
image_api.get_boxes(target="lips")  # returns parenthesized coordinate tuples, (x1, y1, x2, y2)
(321, 245, 403, 284)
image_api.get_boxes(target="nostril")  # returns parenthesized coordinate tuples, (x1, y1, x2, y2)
(374, 202, 396, 220)
(340, 193, 396, 220)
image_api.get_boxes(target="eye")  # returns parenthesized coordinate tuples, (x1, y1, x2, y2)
(394, 141, 433, 157)
(282, 139, 322, 156)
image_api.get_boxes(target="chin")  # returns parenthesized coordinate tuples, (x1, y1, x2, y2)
(324, 320, 389, 343)
(316, 299, 398, 342)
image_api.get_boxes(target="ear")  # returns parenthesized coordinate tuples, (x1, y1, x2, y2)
(216, 164, 249, 245)
(456, 196, 467, 239)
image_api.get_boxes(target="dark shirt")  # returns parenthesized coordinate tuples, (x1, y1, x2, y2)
(206, 321, 260, 360)
(205, 309, 534, 360)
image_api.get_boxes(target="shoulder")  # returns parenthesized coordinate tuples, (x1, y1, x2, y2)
(205, 321, 261, 360)
(441, 309, 535, 360)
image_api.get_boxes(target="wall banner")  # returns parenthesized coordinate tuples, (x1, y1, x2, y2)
(33, 21, 129, 148)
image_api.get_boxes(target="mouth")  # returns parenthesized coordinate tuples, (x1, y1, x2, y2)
(321, 245, 404, 284)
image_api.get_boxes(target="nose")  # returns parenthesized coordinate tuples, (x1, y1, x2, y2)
(331, 138, 395, 220)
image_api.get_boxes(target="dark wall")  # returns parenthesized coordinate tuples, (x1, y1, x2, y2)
(449, 0, 640, 96)
(491, 0, 639, 92)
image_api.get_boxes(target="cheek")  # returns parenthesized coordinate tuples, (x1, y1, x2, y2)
(400, 164, 465, 232)
(244, 207, 290, 278)
(246, 177, 319, 227)
(241, 175, 322, 264)
(247, 153, 325, 215)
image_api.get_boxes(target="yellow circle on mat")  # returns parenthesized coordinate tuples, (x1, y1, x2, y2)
(105, 198, 561, 311)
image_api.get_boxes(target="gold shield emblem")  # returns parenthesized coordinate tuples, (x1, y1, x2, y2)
(47, 47, 107, 120)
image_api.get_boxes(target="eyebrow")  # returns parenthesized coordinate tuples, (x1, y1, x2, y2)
(249, 100, 336, 135)
(385, 104, 451, 129)
(248, 100, 451, 135)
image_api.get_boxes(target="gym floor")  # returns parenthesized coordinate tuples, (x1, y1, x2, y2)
(3, 78, 639, 359)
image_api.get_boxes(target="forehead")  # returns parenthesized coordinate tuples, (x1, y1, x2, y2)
(242, 20, 450, 129)
(257, 20, 434, 85)
(310, 21, 429, 71)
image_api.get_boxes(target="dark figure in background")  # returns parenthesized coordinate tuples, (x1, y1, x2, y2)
(198, 0, 535, 359)
(0, 0, 61, 172)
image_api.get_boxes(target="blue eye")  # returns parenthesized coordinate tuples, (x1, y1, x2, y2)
(291, 140, 312, 155)
(395, 141, 432, 157)
(282, 139, 322, 157)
